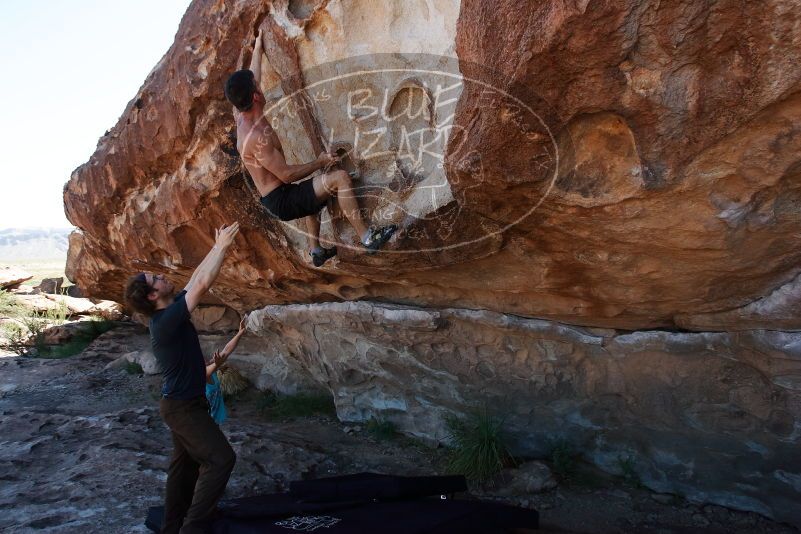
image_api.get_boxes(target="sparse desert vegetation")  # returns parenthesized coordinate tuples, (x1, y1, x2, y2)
(0, 289, 118, 358)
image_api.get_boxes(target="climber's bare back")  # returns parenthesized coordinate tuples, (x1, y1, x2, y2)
(236, 113, 284, 197)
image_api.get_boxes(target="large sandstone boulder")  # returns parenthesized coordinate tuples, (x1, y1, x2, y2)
(61, 0, 801, 524)
(190, 305, 241, 332)
(105, 350, 161, 375)
(14, 294, 62, 313)
(245, 301, 801, 525)
(43, 294, 124, 320)
(63, 0, 801, 331)
(64, 230, 83, 285)
(130, 304, 241, 333)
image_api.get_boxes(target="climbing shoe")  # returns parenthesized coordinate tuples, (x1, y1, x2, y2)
(310, 246, 337, 267)
(363, 225, 397, 255)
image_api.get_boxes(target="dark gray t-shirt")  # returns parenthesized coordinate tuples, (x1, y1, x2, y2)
(150, 290, 205, 400)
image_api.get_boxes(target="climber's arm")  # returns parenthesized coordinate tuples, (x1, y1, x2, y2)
(184, 222, 240, 312)
(251, 135, 334, 184)
(249, 28, 264, 89)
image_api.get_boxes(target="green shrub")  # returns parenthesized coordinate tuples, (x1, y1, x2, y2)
(255, 391, 278, 412)
(0, 320, 18, 339)
(257, 391, 336, 420)
(550, 438, 577, 479)
(445, 407, 514, 484)
(125, 360, 144, 375)
(0, 290, 23, 317)
(35, 338, 88, 359)
(20, 312, 45, 339)
(33, 318, 117, 359)
(15, 312, 46, 353)
(43, 299, 70, 325)
(83, 316, 116, 337)
(366, 418, 397, 440)
(0, 323, 29, 355)
(617, 453, 642, 487)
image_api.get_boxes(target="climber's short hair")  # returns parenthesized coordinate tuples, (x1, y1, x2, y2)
(124, 273, 156, 316)
(225, 69, 257, 111)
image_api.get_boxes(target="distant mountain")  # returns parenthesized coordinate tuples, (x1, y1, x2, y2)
(0, 228, 73, 261)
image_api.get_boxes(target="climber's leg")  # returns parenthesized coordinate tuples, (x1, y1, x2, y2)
(306, 214, 321, 251)
(260, 179, 337, 266)
(305, 212, 337, 267)
(313, 170, 397, 254)
(314, 169, 368, 237)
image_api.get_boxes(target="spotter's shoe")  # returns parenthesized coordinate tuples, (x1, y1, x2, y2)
(310, 246, 337, 267)
(363, 225, 397, 255)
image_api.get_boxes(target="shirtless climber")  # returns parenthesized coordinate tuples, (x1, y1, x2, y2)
(225, 29, 396, 267)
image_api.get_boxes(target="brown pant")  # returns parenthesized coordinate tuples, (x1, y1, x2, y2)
(159, 396, 236, 534)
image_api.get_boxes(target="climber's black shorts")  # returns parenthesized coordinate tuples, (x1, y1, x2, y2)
(260, 179, 325, 221)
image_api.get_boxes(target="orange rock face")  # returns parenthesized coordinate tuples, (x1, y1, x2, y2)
(61, 1, 801, 520)
(64, 0, 801, 330)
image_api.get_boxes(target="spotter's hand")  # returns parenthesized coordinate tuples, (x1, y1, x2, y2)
(214, 222, 240, 249)
(213, 350, 228, 367)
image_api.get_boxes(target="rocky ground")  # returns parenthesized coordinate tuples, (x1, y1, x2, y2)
(0, 323, 798, 534)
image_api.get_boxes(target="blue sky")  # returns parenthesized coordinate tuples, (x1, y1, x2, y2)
(0, 0, 192, 229)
